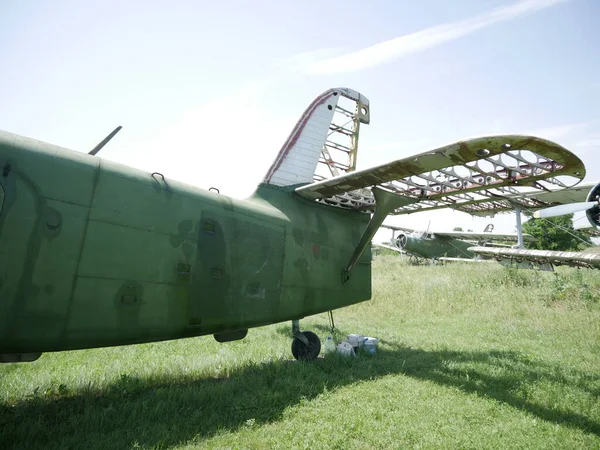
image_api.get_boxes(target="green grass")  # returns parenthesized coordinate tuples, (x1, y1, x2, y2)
(1, 256, 599, 449)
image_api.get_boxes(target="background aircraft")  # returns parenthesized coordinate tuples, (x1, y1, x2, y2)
(378, 182, 600, 263)
(378, 224, 534, 263)
(0, 87, 586, 363)
(470, 182, 600, 270)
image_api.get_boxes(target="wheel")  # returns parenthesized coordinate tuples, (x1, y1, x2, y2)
(291, 331, 321, 361)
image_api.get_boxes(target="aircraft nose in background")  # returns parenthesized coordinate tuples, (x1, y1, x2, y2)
(395, 234, 408, 249)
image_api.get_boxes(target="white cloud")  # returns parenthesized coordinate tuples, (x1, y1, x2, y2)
(275, 48, 341, 73)
(289, 0, 568, 75)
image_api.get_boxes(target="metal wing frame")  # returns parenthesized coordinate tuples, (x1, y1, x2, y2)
(295, 135, 585, 216)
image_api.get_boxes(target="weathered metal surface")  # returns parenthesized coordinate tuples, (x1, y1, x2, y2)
(295, 135, 585, 215)
(0, 127, 371, 355)
(469, 246, 600, 270)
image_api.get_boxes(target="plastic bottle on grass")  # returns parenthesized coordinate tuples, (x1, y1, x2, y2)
(324, 336, 336, 354)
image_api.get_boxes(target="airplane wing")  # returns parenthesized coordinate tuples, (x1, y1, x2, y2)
(381, 224, 415, 233)
(373, 242, 405, 254)
(468, 246, 600, 270)
(432, 231, 535, 242)
(294, 135, 585, 215)
(457, 181, 598, 217)
(439, 256, 495, 264)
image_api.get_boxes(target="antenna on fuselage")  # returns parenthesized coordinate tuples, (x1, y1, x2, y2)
(89, 126, 122, 156)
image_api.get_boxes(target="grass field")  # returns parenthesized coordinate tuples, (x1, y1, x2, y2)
(1, 255, 599, 449)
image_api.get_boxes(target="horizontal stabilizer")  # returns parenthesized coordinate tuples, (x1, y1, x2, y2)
(294, 135, 585, 215)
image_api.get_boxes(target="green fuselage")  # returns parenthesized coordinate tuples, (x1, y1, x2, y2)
(0, 131, 371, 354)
(402, 234, 475, 259)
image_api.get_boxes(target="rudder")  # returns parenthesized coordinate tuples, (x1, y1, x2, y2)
(262, 88, 370, 187)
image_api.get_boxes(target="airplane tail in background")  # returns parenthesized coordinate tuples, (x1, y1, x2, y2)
(262, 88, 370, 187)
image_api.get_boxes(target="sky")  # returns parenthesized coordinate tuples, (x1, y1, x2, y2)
(1, 0, 599, 242)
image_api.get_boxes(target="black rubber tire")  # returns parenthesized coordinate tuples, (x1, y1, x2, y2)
(291, 331, 321, 361)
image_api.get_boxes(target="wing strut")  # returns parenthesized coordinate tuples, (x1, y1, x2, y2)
(514, 204, 524, 249)
(342, 187, 418, 283)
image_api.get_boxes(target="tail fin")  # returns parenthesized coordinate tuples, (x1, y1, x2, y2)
(262, 88, 370, 187)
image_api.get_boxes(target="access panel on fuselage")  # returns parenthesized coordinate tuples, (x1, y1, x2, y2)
(189, 203, 286, 332)
(66, 159, 287, 348)
(68, 163, 222, 347)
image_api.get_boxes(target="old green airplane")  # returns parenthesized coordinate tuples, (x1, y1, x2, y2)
(470, 182, 600, 271)
(379, 223, 534, 263)
(379, 181, 600, 264)
(0, 87, 586, 363)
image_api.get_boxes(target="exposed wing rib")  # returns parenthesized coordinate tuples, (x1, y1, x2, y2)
(294, 135, 585, 215)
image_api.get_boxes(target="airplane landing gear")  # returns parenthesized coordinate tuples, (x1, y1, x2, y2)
(291, 319, 321, 360)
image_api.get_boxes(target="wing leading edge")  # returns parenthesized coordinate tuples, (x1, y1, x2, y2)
(469, 246, 600, 271)
(432, 231, 535, 242)
(294, 135, 585, 215)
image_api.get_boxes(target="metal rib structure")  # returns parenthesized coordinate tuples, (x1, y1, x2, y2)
(296, 135, 585, 216)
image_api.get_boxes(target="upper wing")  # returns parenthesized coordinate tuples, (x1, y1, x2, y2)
(434, 231, 535, 242)
(381, 224, 415, 233)
(294, 135, 585, 215)
(469, 246, 600, 270)
(373, 242, 405, 254)
(439, 256, 495, 264)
